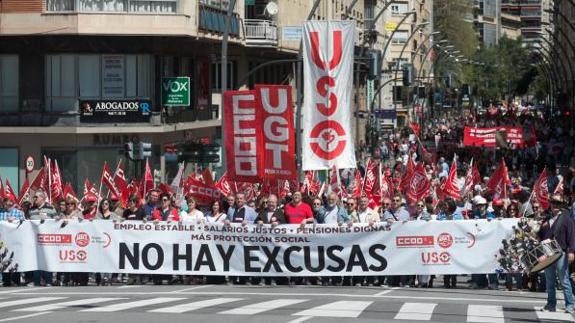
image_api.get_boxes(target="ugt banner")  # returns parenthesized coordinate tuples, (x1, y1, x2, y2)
(302, 21, 356, 170)
(0, 219, 517, 276)
(463, 126, 536, 148)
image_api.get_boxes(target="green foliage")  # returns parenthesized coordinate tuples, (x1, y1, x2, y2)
(434, 0, 478, 57)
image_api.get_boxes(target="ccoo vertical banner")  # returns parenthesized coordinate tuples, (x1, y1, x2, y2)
(302, 21, 357, 170)
(255, 85, 297, 180)
(224, 90, 263, 182)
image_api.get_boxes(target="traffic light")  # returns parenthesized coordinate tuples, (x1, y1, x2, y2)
(368, 50, 382, 80)
(139, 142, 152, 159)
(124, 142, 134, 160)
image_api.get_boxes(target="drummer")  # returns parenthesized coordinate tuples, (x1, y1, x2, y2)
(538, 194, 575, 314)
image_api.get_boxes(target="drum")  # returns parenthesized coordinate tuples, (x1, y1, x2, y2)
(521, 239, 563, 273)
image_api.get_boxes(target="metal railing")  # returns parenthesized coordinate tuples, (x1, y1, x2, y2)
(244, 19, 277, 46)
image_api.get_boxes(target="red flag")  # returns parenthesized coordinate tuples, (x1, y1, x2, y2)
(4, 179, 17, 203)
(309, 171, 321, 196)
(409, 122, 420, 136)
(533, 168, 549, 210)
(142, 158, 154, 197)
(50, 159, 63, 202)
(279, 180, 291, 199)
(127, 178, 141, 199)
(215, 172, 234, 197)
(352, 169, 363, 198)
(0, 176, 5, 200)
(380, 165, 394, 201)
(328, 165, 341, 196)
(406, 163, 430, 204)
(158, 183, 174, 195)
(101, 162, 121, 198)
(363, 160, 379, 196)
(486, 159, 511, 199)
(201, 168, 215, 186)
(236, 182, 258, 201)
(62, 182, 78, 201)
(113, 161, 129, 207)
(300, 171, 313, 195)
(82, 178, 99, 200)
(43, 156, 52, 202)
(400, 156, 415, 193)
(462, 158, 481, 197)
(30, 167, 47, 192)
(554, 177, 564, 195)
(441, 156, 461, 200)
(17, 178, 31, 206)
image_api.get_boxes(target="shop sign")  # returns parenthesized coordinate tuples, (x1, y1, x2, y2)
(162, 77, 191, 106)
(80, 100, 151, 123)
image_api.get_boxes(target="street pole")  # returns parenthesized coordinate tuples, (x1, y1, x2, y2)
(220, 0, 237, 173)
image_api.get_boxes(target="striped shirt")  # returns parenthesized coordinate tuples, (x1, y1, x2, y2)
(0, 208, 24, 221)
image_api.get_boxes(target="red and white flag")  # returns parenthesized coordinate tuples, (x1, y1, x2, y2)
(101, 161, 121, 199)
(215, 172, 234, 197)
(400, 156, 415, 193)
(352, 169, 363, 198)
(4, 179, 17, 203)
(533, 168, 549, 210)
(406, 163, 430, 204)
(327, 165, 341, 195)
(300, 171, 313, 195)
(30, 167, 47, 192)
(486, 158, 511, 199)
(0, 176, 5, 200)
(113, 161, 129, 206)
(379, 164, 394, 202)
(170, 162, 185, 190)
(142, 158, 154, 197)
(62, 182, 78, 201)
(17, 178, 31, 206)
(441, 156, 461, 200)
(201, 168, 215, 187)
(462, 158, 481, 196)
(279, 180, 291, 199)
(50, 159, 64, 202)
(302, 20, 356, 170)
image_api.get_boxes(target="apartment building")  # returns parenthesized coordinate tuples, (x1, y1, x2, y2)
(0, 0, 375, 189)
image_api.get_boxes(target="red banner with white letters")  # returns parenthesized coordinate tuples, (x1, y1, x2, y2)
(224, 90, 263, 183)
(463, 126, 536, 148)
(255, 85, 297, 180)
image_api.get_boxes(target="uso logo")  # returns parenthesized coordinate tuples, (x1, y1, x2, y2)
(437, 232, 453, 249)
(75, 232, 90, 248)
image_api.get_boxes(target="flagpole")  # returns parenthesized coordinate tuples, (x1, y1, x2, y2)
(107, 159, 122, 199)
(143, 158, 148, 199)
(97, 162, 105, 207)
(46, 156, 52, 203)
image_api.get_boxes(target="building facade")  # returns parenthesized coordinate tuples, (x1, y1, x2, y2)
(0, 0, 381, 191)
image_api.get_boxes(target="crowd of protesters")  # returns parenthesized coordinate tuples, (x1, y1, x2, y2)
(0, 103, 574, 313)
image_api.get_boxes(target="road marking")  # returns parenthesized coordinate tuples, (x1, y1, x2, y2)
(220, 299, 306, 315)
(117, 286, 141, 289)
(0, 312, 52, 322)
(286, 316, 313, 323)
(149, 298, 243, 313)
(15, 298, 122, 312)
(373, 287, 400, 296)
(9, 291, 547, 304)
(394, 302, 437, 320)
(467, 305, 504, 323)
(293, 301, 373, 318)
(534, 307, 575, 321)
(0, 287, 52, 294)
(81, 297, 186, 312)
(0, 297, 67, 309)
(168, 285, 215, 293)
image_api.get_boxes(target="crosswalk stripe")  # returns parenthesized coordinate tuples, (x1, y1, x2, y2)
(14, 298, 123, 312)
(534, 307, 575, 322)
(292, 301, 373, 318)
(394, 302, 437, 321)
(220, 299, 307, 315)
(0, 297, 67, 309)
(149, 298, 244, 314)
(81, 297, 186, 312)
(467, 305, 504, 323)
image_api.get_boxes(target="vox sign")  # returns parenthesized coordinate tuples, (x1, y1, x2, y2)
(162, 77, 190, 106)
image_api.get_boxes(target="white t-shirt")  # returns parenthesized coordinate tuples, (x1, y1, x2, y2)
(181, 209, 205, 223)
(324, 207, 339, 224)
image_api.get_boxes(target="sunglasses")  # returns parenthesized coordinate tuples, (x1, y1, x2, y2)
(348, 203, 356, 206)
(393, 199, 401, 202)
(129, 200, 137, 203)
(66, 203, 76, 206)
(417, 204, 424, 207)
(313, 203, 321, 206)
(383, 203, 390, 206)
(162, 198, 170, 202)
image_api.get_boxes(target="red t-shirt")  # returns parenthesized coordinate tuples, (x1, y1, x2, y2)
(284, 202, 313, 224)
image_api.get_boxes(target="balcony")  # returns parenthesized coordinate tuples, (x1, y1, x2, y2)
(198, 3, 240, 36)
(244, 19, 277, 47)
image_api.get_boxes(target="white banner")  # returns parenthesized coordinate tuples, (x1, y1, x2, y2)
(302, 21, 357, 170)
(0, 219, 516, 276)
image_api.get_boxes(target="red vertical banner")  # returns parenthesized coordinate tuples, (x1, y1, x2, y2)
(255, 84, 297, 180)
(224, 90, 263, 183)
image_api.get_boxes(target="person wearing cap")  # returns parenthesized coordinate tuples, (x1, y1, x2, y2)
(538, 194, 575, 313)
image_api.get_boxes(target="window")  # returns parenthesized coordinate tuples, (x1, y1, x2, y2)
(211, 61, 237, 91)
(46, 54, 153, 112)
(391, 3, 408, 15)
(46, 0, 178, 13)
(0, 148, 19, 190)
(0, 55, 19, 113)
(392, 30, 409, 44)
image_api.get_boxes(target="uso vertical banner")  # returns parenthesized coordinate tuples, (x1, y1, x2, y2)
(255, 85, 297, 180)
(224, 90, 263, 182)
(302, 21, 357, 170)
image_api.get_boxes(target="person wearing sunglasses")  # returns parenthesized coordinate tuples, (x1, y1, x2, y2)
(414, 200, 432, 221)
(151, 193, 179, 222)
(538, 194, 575, 314)
(122, 194, 145, 221)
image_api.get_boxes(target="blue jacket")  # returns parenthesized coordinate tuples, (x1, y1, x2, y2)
(316, 205, 351, 224)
